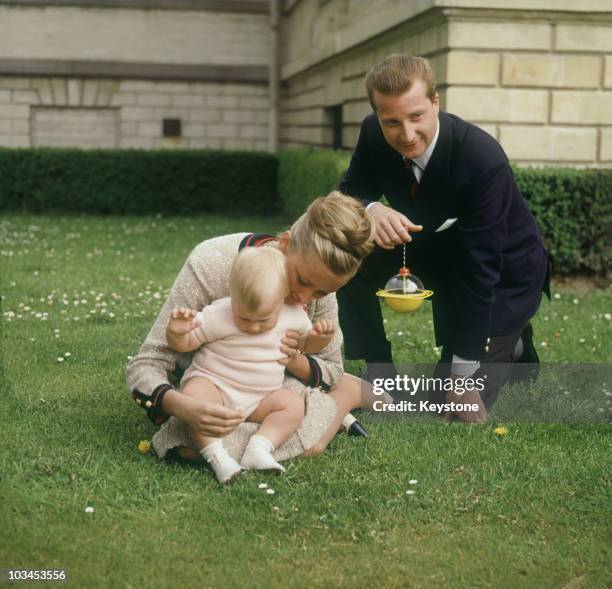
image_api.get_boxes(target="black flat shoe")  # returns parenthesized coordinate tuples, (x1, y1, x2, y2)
(347, 419, 369, 438)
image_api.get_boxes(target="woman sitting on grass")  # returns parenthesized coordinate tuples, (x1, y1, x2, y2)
(126, 191, 381, 468)
(166, 247, 336, 484)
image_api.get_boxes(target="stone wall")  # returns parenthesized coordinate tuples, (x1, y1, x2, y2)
(279, 0, 612, 167)
(0, 1, 270, 150)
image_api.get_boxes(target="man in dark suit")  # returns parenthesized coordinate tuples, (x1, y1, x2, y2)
(337, 54, 549, 421)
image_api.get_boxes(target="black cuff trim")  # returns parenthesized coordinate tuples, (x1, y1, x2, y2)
(304, 353, 328, 390)
(131, 384, 174, 426)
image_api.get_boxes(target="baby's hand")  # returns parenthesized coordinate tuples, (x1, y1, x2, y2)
(303, 319, 336, 354)
(167, 307, 200, 336)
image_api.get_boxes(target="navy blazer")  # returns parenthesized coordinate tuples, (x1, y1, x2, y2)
(340, 111, 549, 360)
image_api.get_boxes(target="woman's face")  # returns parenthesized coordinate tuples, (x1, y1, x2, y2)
(280, 234, 353, 305)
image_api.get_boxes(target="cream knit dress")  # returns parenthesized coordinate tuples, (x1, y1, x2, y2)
(126, 233, 342, 462)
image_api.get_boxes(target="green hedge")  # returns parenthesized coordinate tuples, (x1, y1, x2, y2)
(0, 148, 279, 215)
(278, 148, 351, 219)
(277, 148, 612, 276)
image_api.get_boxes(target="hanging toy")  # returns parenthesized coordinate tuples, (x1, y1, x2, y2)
(376, 243, 433, 313)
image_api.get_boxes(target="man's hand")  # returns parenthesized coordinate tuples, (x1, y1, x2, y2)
(368, 202, 423, 250)
(303, 319, 336, 354)
(444, 374, 487, 423)
(172, 392, 245, 438)
(167, 307, 200, 336)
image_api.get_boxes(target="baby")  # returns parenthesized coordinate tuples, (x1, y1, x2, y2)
(166, 247, 335, 484)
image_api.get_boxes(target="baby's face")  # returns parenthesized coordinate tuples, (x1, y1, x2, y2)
(231, 299, 283, 335)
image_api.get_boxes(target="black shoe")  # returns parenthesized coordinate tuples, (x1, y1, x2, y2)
(509, 323, 540, 385)
(347, 419, 369, 437)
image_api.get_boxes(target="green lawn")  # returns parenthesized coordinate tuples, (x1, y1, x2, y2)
(1, 214, 611, 589)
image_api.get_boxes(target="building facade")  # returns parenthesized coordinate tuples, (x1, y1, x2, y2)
(0, 0, 611, 167)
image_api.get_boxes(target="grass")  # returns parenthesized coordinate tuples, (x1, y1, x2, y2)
(1, 214, 611, 589)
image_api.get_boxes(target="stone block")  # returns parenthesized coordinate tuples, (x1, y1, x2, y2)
(600, 127, 612, 161)
(67, 80, 82, 106)
(188, 109, 222, 123)
(30, 80, 53, 106)
(12, 119, 30, 134)
(239, 125, 267, 140)
(172, 95, 206, 108)
(154, 82, 190, 94)
(110, 93, 137, 107)
(120, 121, 137, 135)
(13, 89, 40, 104)
(448, 21, 551, 51)
(223, 139, 255, 150)
(119, 80, 157, 92)
(137, 122, 160, 138)
(502, 54, 600, 88)
(188, 138, 223, 149)
(96, 81, 118, 107)
(82, 81, 98, 107)
(120, 137, 155, 149)
(0, 119, 10, 133)
(552, 91, 612, 124)
(207, 95, 239, 108)
(121, 107, 155, 121)
(343, 100, 373, 124)
(137, 94, 172, 107)
(445, 51, 500, 86)
(446, 87, 548, 123)
(207, 124, 239, 139)
(605, 56, 612, 89)
(0, 90, 10, 104)
(556, 24, 612, 52)
(51, 79, 67, 106)
(182, 123, 205, 139)
(238, 96, 269, 109)
(0, 104, 29, 119)
(0, 78, 31, 89)
(499, 125, 597, 161)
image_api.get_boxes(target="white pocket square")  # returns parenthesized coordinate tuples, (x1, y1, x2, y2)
(435, 218, 458, 232)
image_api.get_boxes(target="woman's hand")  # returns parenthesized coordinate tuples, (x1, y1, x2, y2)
(168, 390, 245, 437)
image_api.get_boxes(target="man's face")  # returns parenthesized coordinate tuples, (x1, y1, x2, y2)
(373, 79, 439, 160)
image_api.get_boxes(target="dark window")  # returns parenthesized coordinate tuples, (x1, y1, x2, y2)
(325, 105, 343, 149)
(162, 118, 182, 138)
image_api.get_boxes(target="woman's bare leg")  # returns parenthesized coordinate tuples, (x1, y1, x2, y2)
(301, 374, 373, 457)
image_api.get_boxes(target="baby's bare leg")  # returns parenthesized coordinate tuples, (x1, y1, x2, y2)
(247, 388, 305, 448)
(181, 377, 226, 450)
(181, 377, 242, 484)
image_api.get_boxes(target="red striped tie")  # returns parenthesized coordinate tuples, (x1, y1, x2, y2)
(405, 159, 418, 199)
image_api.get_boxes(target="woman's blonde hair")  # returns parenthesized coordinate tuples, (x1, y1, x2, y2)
(229, 247, 289, 312)
(287, 191, 376, 276)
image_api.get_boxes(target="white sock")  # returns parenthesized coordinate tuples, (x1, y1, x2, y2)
(342, 413, 356, 430)
(200, 440, 242, 484)
(241, 434, 285, 473)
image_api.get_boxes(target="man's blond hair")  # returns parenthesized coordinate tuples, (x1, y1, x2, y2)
(365, 54, 437, 110)
(229, 247, 289, 313)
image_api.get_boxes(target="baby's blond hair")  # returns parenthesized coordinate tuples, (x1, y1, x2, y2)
(229, 247, 289, 313)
